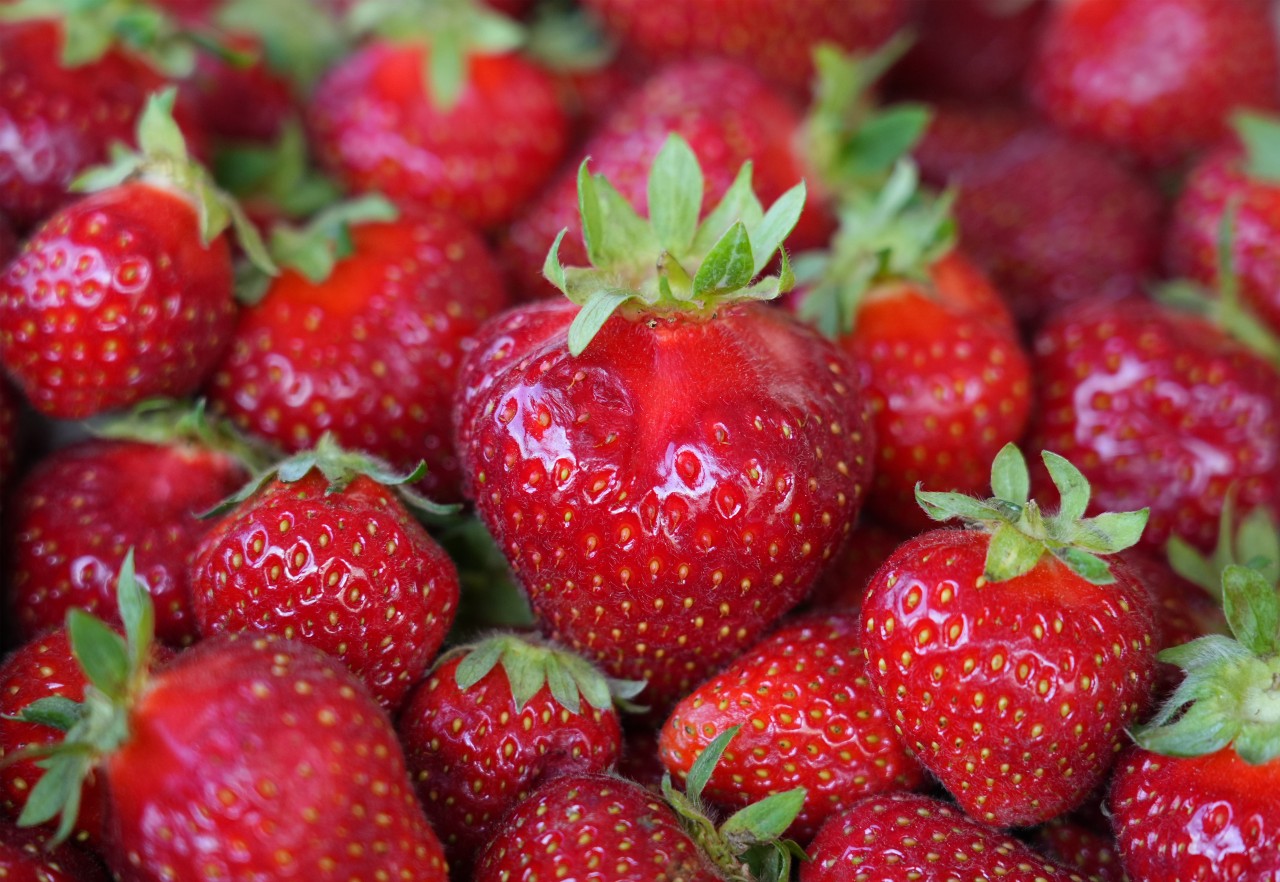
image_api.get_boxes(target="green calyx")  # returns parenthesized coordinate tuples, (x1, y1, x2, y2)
(73, 88, 278, 277)
(10, 552, 155, 844)
(661, 727, 808, 882)
(449, 633, 645, 715)
(344, 0, 523, 110)
(916, 443, 1149, 585)
(546, 133, 807, 357)
(202, 431, 458, 520)
(1168, 491, 1280, 601)
(215, 0, 345, 90)
(263, 194, 398, 286)
(1233, 110, 1280, 185)
(795, 159, 955, 339)
(213, 121, 344, 221)
(89, 397, 277, 474)
(1132, 564, 1280, 764)
(523, 0, 614, 74)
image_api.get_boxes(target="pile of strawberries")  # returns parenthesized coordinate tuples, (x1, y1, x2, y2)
(0, 0, 1279, 880)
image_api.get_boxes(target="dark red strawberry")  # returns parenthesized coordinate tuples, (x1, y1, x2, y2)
(803, 793, 1090, 882)
(1110, 562, 1280, 882)
(861, 445, 1158, 827)
(0, 90, 273, 419)
(914, 103, 1162, 326)
(457, 136, 873, 708)
(398, 633, 636, 873)
(0, 820, 107, 882)
(660, 613, 925, 841)
(208, 199, 510, 502)
(7, 401, 257, 647)
(191, 435, 460, 710)
(1027, 0, 1280, 167)
(804, 520, 909, 614)
(0, 213, 16, 265)
(1038, 816, 1128, 882)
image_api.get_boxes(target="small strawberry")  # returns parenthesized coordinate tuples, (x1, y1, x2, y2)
(0, 820, 107, 882)
(457, 135, 873, 708)
(660, 613, 925, 841)
(1110, 562, 1280, 882)
(802, 792, 1089, 882)
(861, 444, 1158, 827)
(13, 556, 450, 880)
(0, 89, 274, 419)
(191, 433, 460, 711)
(1027, 0, 1280, 167)
(398, 633, 640, 873)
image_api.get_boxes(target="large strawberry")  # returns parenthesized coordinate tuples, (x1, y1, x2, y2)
(308, 0, 567, 229)
(12, 556, 450, 880)
(1027, 0, 1280, 167)
(1109, 562, 1280, 881)
(398, 633, 639, 873)
(861, 444, 1157, 827)
(207, 198, 510, 502)
(660, 613, 924, 841)
(0, 89, 273, 419)
(456, 135, 874, 708)
(191, 434, 460, 711)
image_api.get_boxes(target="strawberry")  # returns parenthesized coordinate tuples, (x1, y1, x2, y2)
(1038, 816, 1127, 882)
(207, 198, 510, 502)
(1027, 0, 1280, 167)
(0, 820, 107, 882)
(794, 162, 1032, 532)
(398, 633, 639, 873)
(308, 0, 568, 229)
(660, 613, 925, 841)
(7, 401, 257, 647)
(804, 519, 908, 614)
(456, 136, 873, 708)
(1109, 562, 1280, 882)
(914, 103, 1162, 326)
(803, 792, 1090, 882)
(13, 557, 450, 880)
(0, 89, 273, 419)
(191, 434, 460, 711)
(861, 444, 1157, 827)
(579, 0, 908, 95)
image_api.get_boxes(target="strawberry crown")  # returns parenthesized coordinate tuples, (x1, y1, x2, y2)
(795, 159, 956, 338)
(263, 194, 399, 284)
(1168, 491, 1280, 602)
(1132, 561, 1280, 764)
(215, 0, 346, 90)
(545, 133, 807, 356)
(916, 443, 1150, 585)
(1234, 110, 1280, 184)
(74, 88, 278, 278)
(662, 727, 808, 882)
(445, 632, 645, 714)
(91, 396, 276, 473)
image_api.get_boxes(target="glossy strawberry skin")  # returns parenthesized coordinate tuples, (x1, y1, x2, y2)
(1109, 746, 1280, 882)
(0, 182, 236, 419)
(473, 772, 721, 882)
(501, 59, 831, 301)
(8, 439, 250, 647)
(398, 650, 623, 871)
(0, 820, 108, 882)
(1027, 0, 1280, 167)
(192, 471, 459, 711)
(861, 529, 1158, 827)
(101, 634, 448, 882)
(660, 614, 924, 841)
(309, 44, 568, 230)
(803, 793, 1089, 882)
(455, 299, 874, 707)
(208, 212, 509, 503)
(1028, 298, 1280, 552)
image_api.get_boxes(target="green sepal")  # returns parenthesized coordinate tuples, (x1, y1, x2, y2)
(90, 397, 277, 475)
(67, 611, 130, 703)
(1168, 492, 1280, 600)
(216, 0, 345, 90)
(213, 122, 344, 221)
(1222, 564, 1280, 658)
(684, 725, 739, 807)
(266, 194, 399, 283)
(5, 697, 84, 733)
(648, 135, 703, 255)
(18, 748, 92, 843)
(1233, 111, 1280, 184)
(566, 288, 634, 357)
(523, 0, 614, 74)
(720, 787, 807, 842)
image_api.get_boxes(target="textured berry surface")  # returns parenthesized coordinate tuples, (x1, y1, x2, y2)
(0, 819, 108, 882)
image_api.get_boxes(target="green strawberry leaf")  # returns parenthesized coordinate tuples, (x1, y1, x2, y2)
(841, 103, 932, 180)
(578, 159, 605, 266)
(9, 697, 84, 732)
(18, 749, 91, 842)
(915, 488, 1003, 524)
(67, 610, 129, 703)
(1052, 546, 1116, 586)
(984, 522, 1045, 582)
(1075, 509, 1150, 555)
(454, 640, 506, 692)
(748, 182, 807, 276)
(545, 657, 580, 715)
(115, 549, 155, 679)
(567, 288, 633, 357)
(648, 134, 703, 255)
(720, 787, 806, 841)
(1222, 564, 1280, 657)
(543, 229, 569, 291)
(1238, 506, 1280, 586)
(693, 222, 755, 298)
(1233, 111, 1280, 184)
(691, 163, 760, 254)
(685, 725, 740, 807)
(1132, 699, 1235, 758)
(990, 442, 1030, 505)
(1043, 450, 1090, 522)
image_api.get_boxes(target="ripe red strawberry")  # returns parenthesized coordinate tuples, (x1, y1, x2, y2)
(1038, 816, 1127, 882)
(804, 520, 908, 614)
(7, 402, 256, 647)
(398, 633, 637, 873)
(579, 0, 908, 94)
(795, 163, 1032, 532)
(0, 820, 107, 882)
(803, 793, 1090, 882)
(1028, 296, 1280, 552)
(1109, 562, 1280, 882)
(308, 1, 568, 229)
(0, 89, 272, 419)
(15, 561, 449, 881)
(914, 103, 1162, 326)
(660, 613, 925, 841)
(208, 200, 510, 502)
(191, 435, 460, 710)
(1027, 0, 1280, 167)
(861, 445, 1158, 827)
(457, 136, 873, 708)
